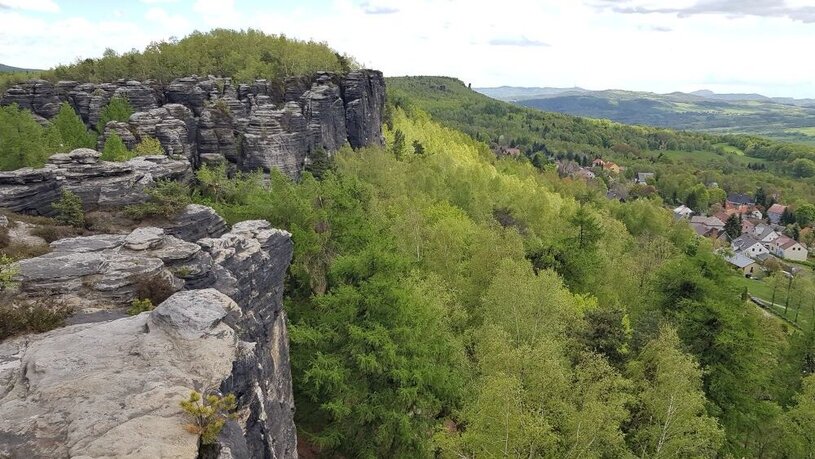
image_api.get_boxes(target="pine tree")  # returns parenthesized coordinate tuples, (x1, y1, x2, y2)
(96, 97, 134, 133)
(101, 133, 132, 162)
(49, 102, 96, 151)
(724, 214, 741, 239)
(0, 104, 50, 170)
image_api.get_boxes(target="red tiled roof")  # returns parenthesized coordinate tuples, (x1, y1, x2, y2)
(768, 203, 787, 214)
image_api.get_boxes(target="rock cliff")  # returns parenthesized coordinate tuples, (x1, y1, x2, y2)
(0, 218, 297, 458)
(1, 70, 386, 178)
(0, 148, 191, 216)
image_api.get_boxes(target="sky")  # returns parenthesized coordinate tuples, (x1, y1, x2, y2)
(2, 0, 815, 98)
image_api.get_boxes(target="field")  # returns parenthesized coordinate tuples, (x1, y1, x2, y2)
(642, 149, 768, 167)
(730, 269, 815, 331)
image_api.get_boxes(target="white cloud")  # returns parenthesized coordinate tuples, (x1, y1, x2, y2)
(2, 0, 815, 97)
(0, 0, 59, 13)
(145, 7, 192, 31)
(193, 0, 240, 26)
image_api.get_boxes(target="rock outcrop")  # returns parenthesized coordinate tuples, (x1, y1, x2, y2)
(0, 148, 191, 215)
(2, 70, 386, 179)
(1, 219, 297, 458)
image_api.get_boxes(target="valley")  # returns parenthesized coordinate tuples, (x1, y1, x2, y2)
(1, 22, 815, 459)
(478, 85, 815, 145)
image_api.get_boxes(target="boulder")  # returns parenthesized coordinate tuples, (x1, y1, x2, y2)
(0, 167, 60, 216)
(5, 220, 298, 458)
(0, 289, 241, 459)
(164, 204, 229, 242)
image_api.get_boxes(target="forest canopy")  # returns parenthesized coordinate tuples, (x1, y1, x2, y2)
(12, 29, 356, 88)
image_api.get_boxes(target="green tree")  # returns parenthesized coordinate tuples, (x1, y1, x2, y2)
(52, 189, 85, 228)
(782, 207, 797, 225)
(96, 96, 134, 133)
(0, 104, 50, 170)
(685, 184, 710, 213)
(627, 326, 724, 458)
(781, 375, 815, 458)
(570, 203, 603, 249)
(708, 187, 727, 206)
(796, 204, 815, 227)
(391, 129, 406, 159)
(132, 136, 164, 156)
(755, 187, 768, 207)
(304, 146, 333, 180)
(724, 214, 741, 239)
(48, 102, 95, 150)
(100, 133, 132, 162)
(792, 158, 815, 178)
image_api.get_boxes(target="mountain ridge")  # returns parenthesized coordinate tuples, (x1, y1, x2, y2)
(0, 63, 41, 73)
(474, 85, 815, 144)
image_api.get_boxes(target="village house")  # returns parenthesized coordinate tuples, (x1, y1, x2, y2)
(767, 203, 788, 224)
(741, 219, 755, 235)
(592, 158, 622, 174)
(604, 162, 622, 174)
(574, 168, 596, 181)
(768, 235, 809, 261)
(731, 234, 770, 259)
(502, 147, 522, 157)
(556, 160, 581, 177)
(724, 252, 761, 277)
(635, 172, 655, 184)
(690, 215, 725, 231)
(673, 205, 694, 220)
(725, 193, 755, 215)
(753, 224, 782, 243)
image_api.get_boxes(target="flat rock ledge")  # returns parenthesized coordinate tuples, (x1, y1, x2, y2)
(1, 219, 297, 458)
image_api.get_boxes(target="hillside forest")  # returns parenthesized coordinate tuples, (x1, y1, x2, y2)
(2, 31, 815, 458)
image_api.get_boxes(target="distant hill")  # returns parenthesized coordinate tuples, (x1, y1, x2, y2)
(0, 63, 41, 73)
(476, 86, 815, 144)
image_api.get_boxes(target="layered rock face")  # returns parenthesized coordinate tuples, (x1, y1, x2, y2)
(2, 70, 385, 178)
(0, 148, 191, 215)
(0, 218, 297, 458)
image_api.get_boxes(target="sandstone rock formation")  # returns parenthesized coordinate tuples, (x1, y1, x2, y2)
(2, 70, 386, 179)
(0, 148, 191, 215)
(1, 219, 297, 458)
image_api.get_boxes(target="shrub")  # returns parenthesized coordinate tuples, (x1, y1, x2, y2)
(52, 190, 86, 228)
(133, 273, 176, 305)
(196, 165, 262, 204)
(30, 224, 78, 243)
(305, 146, 333, 180)
(180, 390, 238, 445)
(0, 225, 9, 248)
(133, 136, 165, 156)
(100, 132, 133, 162)
(125, 180, 192, 220)
(127, 298, 155, 315)
(0, 254, 18, 291)
(0, 242, 50, 260)
(96, 96, 134, 133)
(0, 296, 72, 339)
